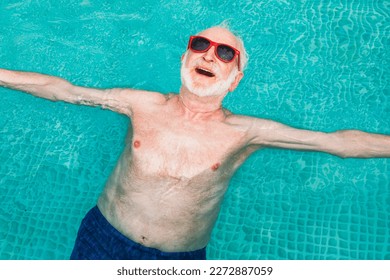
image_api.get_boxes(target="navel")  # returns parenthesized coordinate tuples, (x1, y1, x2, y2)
(140, 235, 148, 244)
(211, 163, 220, 171)
(133, 140, 141, 148)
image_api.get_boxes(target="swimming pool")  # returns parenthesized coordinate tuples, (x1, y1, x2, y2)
(0, 0, 389, 259)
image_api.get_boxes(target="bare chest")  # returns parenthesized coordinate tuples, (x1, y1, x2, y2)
(128, 111, 248, 179)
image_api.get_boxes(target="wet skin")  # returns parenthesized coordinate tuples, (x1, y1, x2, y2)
(1, 27, 389, 253)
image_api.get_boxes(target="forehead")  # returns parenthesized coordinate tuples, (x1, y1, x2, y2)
(197, 27, 240, 49)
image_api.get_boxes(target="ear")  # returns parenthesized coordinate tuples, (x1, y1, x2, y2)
(228, 71, 244, 92)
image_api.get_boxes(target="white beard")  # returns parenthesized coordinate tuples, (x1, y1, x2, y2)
(181, 52, 238, 97)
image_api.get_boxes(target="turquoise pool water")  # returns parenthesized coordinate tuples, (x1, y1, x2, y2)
(0, 0, 389, 260)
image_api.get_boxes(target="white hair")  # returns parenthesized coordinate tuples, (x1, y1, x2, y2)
(214, 21, 249, 72)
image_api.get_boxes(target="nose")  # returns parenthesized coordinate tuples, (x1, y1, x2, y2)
(203, 46, 216, 63)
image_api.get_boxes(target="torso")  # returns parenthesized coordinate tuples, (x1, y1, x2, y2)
(97, 93, 257, 252)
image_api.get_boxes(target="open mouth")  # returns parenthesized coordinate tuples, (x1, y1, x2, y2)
(195, 67, 215, 77)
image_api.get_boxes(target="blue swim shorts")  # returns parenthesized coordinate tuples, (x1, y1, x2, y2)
(70, 206, 206, 260)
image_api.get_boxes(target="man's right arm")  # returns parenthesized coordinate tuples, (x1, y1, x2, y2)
(0, 68, 142, 116)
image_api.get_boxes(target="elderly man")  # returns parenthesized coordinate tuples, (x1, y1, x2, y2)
(1, 26, 389, 260)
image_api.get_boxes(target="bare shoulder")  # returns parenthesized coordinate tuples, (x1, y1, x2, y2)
(224, 114, 260, 140)
(111, 88, 168, 115)
(225, 114, 295, 146)
(117, 88, 167, 104)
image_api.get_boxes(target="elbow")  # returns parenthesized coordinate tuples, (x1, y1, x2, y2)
(334, 152, 348, 159)
(330, 148, 355, 159)
(328, 130, 363, 159)
(331, 130, 380, 159)
(331, 147, 366, 159)
(49, 79, 75, 102)
(335, 151, 360, 159)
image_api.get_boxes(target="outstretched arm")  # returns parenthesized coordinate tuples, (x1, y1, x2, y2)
(0, 68, 144, 116)
(247, 117, 390, 158)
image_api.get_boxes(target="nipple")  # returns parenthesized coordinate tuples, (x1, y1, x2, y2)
(211, 163, 220, 171)
(133, 140, 141, 148)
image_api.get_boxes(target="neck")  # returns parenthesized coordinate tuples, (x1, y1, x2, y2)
(179, 86, 226, 114)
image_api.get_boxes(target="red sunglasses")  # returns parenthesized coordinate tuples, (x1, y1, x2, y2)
(187, 36, 241, 70)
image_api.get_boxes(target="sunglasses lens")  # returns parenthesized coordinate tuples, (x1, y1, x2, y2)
(217, 45, 235, 62)
(189, 36, 238, 66)
(191, 37, 210, 51)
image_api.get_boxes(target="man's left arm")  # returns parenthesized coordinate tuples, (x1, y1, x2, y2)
(247, 117, 390, 158)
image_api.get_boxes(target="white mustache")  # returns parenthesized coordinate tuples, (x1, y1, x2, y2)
(190, 57, 221, 78)
(181, 52, 239, 97)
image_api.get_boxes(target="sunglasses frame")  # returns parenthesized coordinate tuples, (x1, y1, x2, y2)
(187, 35, 241, 70)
